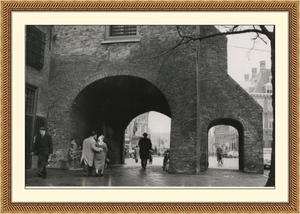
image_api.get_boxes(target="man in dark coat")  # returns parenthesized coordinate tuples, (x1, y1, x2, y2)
(31, 127, 53, 178)
(138, 133, 152, 170)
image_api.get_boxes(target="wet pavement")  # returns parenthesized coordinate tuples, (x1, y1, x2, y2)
(26, 157, 269, 188)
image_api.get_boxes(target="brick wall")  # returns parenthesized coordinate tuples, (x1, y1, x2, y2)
(48, 25, 198, 171)
(197, 26, 264, 173)
(25, 25, 53, 169)
(47, 25, 263, 174)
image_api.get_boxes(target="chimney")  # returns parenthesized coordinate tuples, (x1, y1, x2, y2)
(252, 68, 257, 79)
(244, 74, 249, 81)
(260, 60, 266, 72)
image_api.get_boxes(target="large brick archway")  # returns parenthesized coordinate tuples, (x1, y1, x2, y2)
(46, 25, 263, 174)
(70, 75, 172, 164)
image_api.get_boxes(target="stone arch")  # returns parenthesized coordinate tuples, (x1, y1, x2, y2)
(200, 116, 247, 171)
(207, 118, 244, 171)
(70, 74, 171, 164)
(68, 70, 159, 109)
(199, 115, 263, 173)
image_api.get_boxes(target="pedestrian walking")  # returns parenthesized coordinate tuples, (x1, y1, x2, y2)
(216, 145, 223, 165)
(134, 145, 140, 163)
(162, 149, 170, 171)
(31, 127, 53, 179)
(93, 135, 107, 177)
(138, 133, 152, 170)
(80, 131, 102, 177)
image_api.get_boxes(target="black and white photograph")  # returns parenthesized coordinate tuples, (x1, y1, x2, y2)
(25, 24, 276, 188)
(3, 6, 295, 211)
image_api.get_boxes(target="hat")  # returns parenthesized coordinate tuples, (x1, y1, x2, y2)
(39, 127, 45, 130)
(143, 133, 148, 137)
(90, 131, 97, 136)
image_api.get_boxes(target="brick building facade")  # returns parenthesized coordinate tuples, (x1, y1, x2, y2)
(125, 112, 149, 151)
(25, 25, 53, 169)
(243, 61, 273, 148)
(26, 25, 264, 174)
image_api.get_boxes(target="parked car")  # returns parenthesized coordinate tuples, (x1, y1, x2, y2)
(263, 148, 272, 169)
(227, 150, 239, 158)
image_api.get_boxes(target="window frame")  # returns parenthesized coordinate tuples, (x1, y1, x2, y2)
(25, 84, 38, 116)
(26, 26, 46, 70)
(102, 26, 140, 44)
(268, 117, 273, 129)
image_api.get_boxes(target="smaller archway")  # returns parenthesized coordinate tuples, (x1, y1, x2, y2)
(207, 118, 244, 171)
(124, 111, 171, 166)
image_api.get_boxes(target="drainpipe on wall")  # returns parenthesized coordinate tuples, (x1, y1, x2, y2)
(195, 25, 201, 173)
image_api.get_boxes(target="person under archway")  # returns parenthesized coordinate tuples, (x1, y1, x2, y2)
(216, 145, 224, 165)
(93, 135, 108, 177)
(138, 133, 152, 170)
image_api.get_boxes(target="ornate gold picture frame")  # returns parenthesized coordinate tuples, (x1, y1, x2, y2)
(1, 1, 299, 213)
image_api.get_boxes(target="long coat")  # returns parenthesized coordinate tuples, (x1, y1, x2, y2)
(93, 142, 107, 170)
(138, 137, 152, 159)
(33, 133, 53, 168)
(80, 136, 102, 167)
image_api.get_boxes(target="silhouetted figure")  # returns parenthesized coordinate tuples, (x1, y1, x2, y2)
(138, 133, 152, 170)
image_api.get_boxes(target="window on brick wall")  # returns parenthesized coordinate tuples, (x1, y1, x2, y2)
(25, 86, 37, 116)
(102, 25, 140, 43)
(26, 26, 46, 70)
(268, 117, 273, 129)
(266, 85, 272, 94)
(110, 25, 137, 36)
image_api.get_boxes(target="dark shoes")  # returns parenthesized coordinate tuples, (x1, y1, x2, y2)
(38, 172, 47, 178)
(94, 173, 104, 177)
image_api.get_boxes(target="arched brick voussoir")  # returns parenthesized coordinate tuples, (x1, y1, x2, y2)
(68, 70, 160, 107)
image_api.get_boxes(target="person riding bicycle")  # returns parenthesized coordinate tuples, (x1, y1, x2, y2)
(216, 145, 223, 164)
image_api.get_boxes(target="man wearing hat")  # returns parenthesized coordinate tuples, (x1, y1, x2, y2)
(80, 131, 103, 176)
(31, 127, 53, 178)
(138, 133, 152, 170)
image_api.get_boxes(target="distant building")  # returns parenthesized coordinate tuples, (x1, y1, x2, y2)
(208, 127, 215, 155)
(149, 132, 170, 155)
(125, 112, 149, 150)
(214, 125, 238, 153)
(243, 61, 273, 148)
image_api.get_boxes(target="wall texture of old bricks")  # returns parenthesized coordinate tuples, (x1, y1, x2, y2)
(46, 25, 263, 174)
(26, 25, 53, 169)
(26, 25, 52, 118)
(196, 26, 264, 173)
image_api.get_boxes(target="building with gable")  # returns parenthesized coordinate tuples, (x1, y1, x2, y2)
(244, 61, 273, 148)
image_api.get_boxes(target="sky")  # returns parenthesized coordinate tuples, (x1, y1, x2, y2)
(148, 29, 272, 134)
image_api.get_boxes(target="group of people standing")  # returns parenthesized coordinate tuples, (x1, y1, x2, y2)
(31, 128, 154, 179)
(80, 131, 109, 177)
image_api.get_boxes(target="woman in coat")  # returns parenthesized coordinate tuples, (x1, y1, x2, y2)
(93, 135, 107, 177)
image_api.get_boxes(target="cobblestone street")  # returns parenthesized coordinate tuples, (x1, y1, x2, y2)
(26, 156, 269, 187)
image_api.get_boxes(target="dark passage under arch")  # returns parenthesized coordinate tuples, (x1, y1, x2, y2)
(70, 75, 171, 164)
